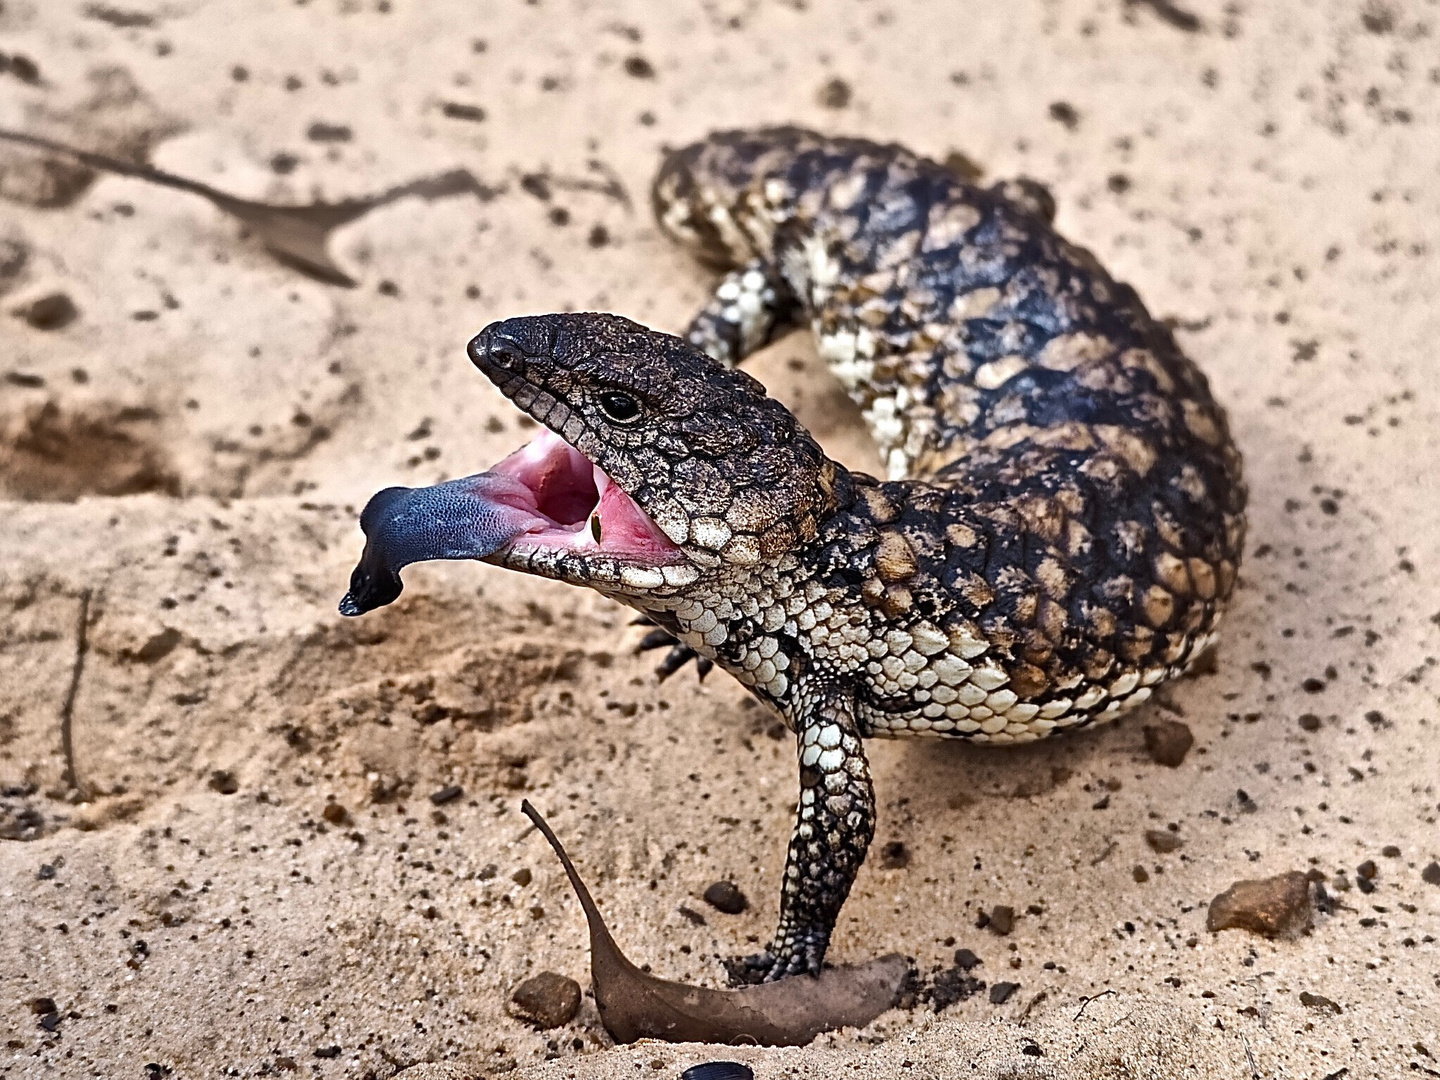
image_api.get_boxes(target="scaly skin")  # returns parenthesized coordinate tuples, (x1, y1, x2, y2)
(467, 127, 1246, 982)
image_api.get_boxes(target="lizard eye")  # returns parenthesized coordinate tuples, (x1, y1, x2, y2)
(598, 391, 642, 424)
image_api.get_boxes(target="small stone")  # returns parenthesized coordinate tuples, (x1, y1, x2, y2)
(1422, 862, 1440, 886)
(702, 880, 748, 914)
(954, 948, 981, 970)
(930, 967, 985, 1010)
(1206, 870, 1312, 938)
(1132, 865, 1150, 883)
(313, 1046, 341, 1059)
(428, 784, 462, 805)
(1298, 713, 1322, 732)
(321, 803, 348, 825)
(1299, 990, 1342, 1014)
(1381, 845, 1401, 858)
(511, 867, 532, 886)
(509, 971, 581, 1029)
(879, 840, 910, 869)
(989, 981, 1020, 1005)
(1145, 829, 1183, 853)
(678, 904, 706, 926)
(1143, 720, 1194, 767)
(817, 77, 852, 109)
(623, 55, 655, 79)
(1356, 860, 1377, 880)
(207, 770, 239, 795)
(20, 293, 78, 331)
(987, 905, 1014, 935)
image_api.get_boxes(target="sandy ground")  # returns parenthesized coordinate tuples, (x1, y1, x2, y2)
(2, 1, 1439, 1077)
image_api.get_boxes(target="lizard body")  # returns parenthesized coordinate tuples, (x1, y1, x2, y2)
(351, 127, 1246, 981)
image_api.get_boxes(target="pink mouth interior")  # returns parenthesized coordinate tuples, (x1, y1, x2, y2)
(484, 429, 683, 562)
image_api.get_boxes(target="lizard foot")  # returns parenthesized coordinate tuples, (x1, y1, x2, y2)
(724, 938, 825, 985)
(633, 622, 713, 682)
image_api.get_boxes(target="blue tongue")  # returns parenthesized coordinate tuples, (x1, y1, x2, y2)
(339, 473, 543, 616)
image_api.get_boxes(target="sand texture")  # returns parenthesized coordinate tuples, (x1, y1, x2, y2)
(2, 1, 1438, 1077)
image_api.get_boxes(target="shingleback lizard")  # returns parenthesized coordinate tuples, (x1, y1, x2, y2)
(342, 127, 1247, 982)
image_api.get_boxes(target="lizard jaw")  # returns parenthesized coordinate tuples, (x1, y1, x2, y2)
(340, 428, 691, 616)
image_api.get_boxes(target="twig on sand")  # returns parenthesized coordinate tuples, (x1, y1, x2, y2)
(59, 588, 92, 797)
(1073, 988, 1117, 1021)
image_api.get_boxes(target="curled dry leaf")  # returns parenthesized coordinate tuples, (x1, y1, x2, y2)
(520, 800, 909, 1046)
(0, 127, 500, 286)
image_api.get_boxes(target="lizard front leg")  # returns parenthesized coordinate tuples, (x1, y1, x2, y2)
(741, 687, 875, 982)
(685, 259, 801, 368)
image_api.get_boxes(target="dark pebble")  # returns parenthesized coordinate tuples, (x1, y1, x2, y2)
(509, 971, 581, 1028)
(1356, 876, 1375, 895)
(306, 121, 352, 143)
(702, 880, 748, 914)
(313, 1046, 341, 1059)
(1206, 871, 1312, 937)
(1381, 845, 1401, 858)
(817, 77, 852, 109)
(954, 948, 981, 970)
(1299, 990, 1342, 1014)
(37, 863, 56, 880)
(678, 904, 706, 926)
(27, 997, 57, 1014)
(321, 803, 348, 825)
(1298, 713, 1322, 732)
(1145, 828, 1183, 853)
(1143, 720, 1194, 767)
(987, 905, 1014, 935)
(429, 784, 463, 805)
(1132, 865, 1150, 883)
(207, 770, 239, 795)
(441, 102, 486, 122)
(512, 868, 531, 886)
(21, 292, 79, 331)
(680, 1063, 753, 1080)
(623, 55, 655, 78)
(989, 981, 1020, 1005)
(1422, 862, 1440, 886)
(930, 967, 985, 1010)
(1356, 860, 1377, 880)
(1048, 100, 1080, 129)
(879, 840, 909, 869)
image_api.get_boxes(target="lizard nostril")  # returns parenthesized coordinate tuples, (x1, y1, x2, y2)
(487, 338, 524, 367)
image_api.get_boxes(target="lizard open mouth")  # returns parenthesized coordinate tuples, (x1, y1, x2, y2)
(339, 427, 684, 616)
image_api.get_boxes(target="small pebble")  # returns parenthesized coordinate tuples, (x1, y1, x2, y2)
(989, 981, 1020, 1005)
(702, 880, 748, 914)
(1381, 845, 1401, 858)
(208, 770, 239, 795)
(509, 971, 581, 1029)
(512, 868, 532, 886)
(1299, 990, 1342, 1014)
(1356, 860, 1377, 880)
(321, 803, 348, 825)
(1297, 713, 1322, 732)
(817, 77, 852, 109)
(1422, 862, 1440, 886)
(1142, 720, 1194, 767)
(19, 293, 77, 331)
(1206, 870, 1312, 938)
(987, 905, 1014, 935)
(1144, 829, 1183, 853)
(1132, 865, 1150, 883)
(879, 840, 909, 869)
(429, 784, 463, 805)
(954, 948, 981, 970)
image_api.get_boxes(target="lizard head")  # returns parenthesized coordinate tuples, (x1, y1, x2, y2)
(340, 312, 842, 614)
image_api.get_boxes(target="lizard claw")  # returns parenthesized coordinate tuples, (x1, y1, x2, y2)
(634, 626, 712, 682)
(725, 940, 824, 985)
